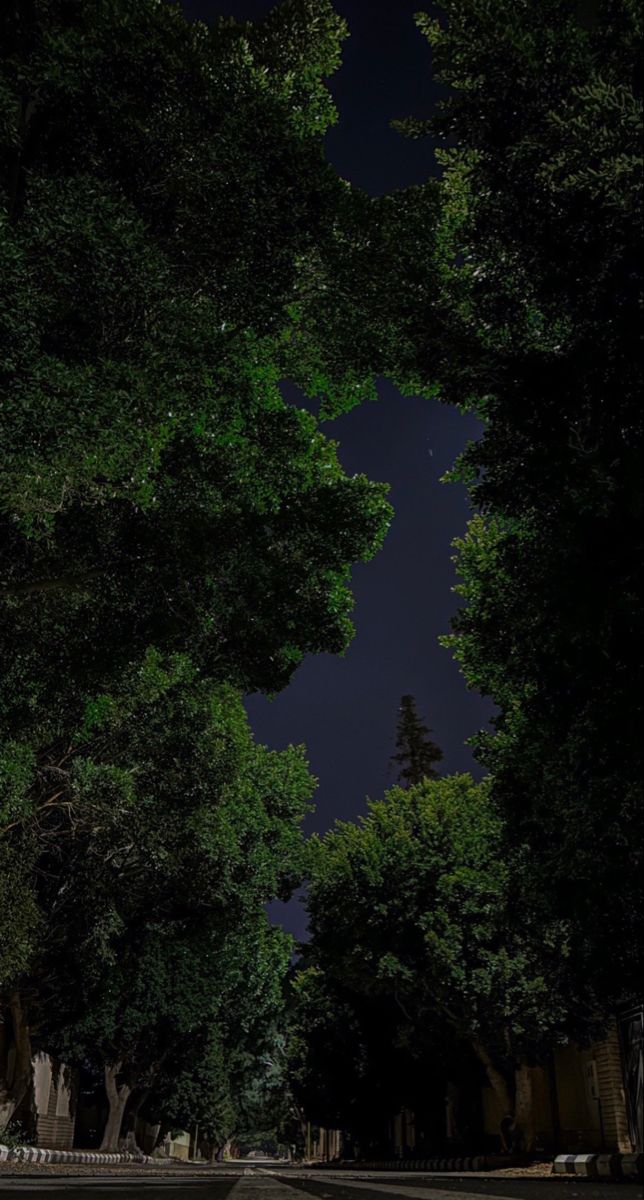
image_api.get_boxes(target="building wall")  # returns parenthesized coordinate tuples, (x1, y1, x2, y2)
(478, 1027, 633, 1154)
(481, 1076, 506, 1144)
(593, 1025, 632, 1151)
(166, 1129, 191, 1160)
(554, 1043, 597, 1149)
(554, 1025, 631, 1152)
(393, 1111, 403, 1157)
(136, 1118, 161, 1155)
(311, 1126, 342, 1160)
(530, 1066, 555, 1150)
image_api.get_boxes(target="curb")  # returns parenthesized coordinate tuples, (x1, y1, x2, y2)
(0, 1144, 153, 1165)
(321, 1152, 643, 1179)
(553, 1153, 643, 1181)
(330, 1157, 489, 1172)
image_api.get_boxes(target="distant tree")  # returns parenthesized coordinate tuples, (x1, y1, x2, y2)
(392, 695, 443, 786)
(140, 957, 292, 1160)
(288, 963, 447, 1156)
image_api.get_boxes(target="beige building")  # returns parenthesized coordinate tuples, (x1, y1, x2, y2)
(308, 1125, 342, 1161)
(479, 1021, 637, 1153)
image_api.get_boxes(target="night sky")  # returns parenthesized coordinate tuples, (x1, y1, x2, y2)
(180, 0, 493, 938)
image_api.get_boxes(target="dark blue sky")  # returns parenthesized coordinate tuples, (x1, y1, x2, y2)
(180, 0, 493, 938)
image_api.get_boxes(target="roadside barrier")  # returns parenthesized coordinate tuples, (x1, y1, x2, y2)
(553, 1153, 643, 1181)
(0, 1144, 152, 1165)
(311, 1152, 643, 1180)
(324, 1156, 490, 1172)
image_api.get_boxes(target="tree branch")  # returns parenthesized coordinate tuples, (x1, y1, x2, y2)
(0, 567, 109, 600)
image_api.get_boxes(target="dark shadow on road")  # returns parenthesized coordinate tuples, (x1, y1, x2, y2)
(275, 1177, 640, 1200)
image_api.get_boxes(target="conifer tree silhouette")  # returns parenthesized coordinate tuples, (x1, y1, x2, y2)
(392, 694, 443, 786)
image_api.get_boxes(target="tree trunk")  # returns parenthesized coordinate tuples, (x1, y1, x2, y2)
(100, 1063, 131, 1152)
(471, 1039, 513, 1118)
(123, 1088, 149, 1156)
(471, 1039, 537, 1153)
(154, 1121, 171, 1154)
(514, 1063, 535, 1151)
(0, 993, 33, 1132)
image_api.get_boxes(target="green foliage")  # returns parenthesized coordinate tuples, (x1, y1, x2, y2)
(282, 181, 454, 418)
(0, 0, 394, 1118)
(0, 1118, 36, 1149)
(141, 922, 293, 1150)
(301, 774, 578, 1135)
(147, 1028, 238, 1149)
(382, 0, 643, 1016)
(0, 742, 35, 827)
(0, 0, 388, 1148)
(288, 963, 431, 1150)
(20, 656, 312, 1123)
(286, 0, 642, 1138)
(0, 0, 396, 1143)
(0, 0, 392, 754)
(0, 834, 39, 991)
(246, 0, 347, 137)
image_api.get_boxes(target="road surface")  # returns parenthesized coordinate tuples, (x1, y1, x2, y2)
(0, 1166, 640, 1199)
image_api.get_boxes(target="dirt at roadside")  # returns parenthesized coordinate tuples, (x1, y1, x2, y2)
(481, 1162, 553, 1176)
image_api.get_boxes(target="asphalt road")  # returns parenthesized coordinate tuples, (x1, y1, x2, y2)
(0, 1170, 641, 1200)
(0, 1184, 236, 1199)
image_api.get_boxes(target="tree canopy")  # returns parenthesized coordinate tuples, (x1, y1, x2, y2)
(303, 775, 575, 1148)
(15, 653, 313, 1147)
(0, 0, 392, 740)
(0, 0, 392, 1148)
(2, 0, 641, 1158)
(382, 0, 643, 1016)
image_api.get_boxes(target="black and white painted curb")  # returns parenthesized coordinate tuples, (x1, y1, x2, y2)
(0, 1144, 153, 1165)
(553, 1153, 643, 1180)
(332, 1157, 490, 1172)
(325, 1152, 643, 1179)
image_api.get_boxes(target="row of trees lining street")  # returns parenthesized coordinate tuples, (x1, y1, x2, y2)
(1, 0, 642, 1160)
(0, 0, 390, 1153)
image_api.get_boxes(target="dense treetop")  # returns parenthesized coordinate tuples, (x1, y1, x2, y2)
(0, 0, 392, 740)
(301, 774, 576, 1148)
(384, 0, 643, 1012)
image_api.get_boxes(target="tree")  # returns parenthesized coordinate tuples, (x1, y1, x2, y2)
(288, 963, 447, 1157)
(139, 936, 294, 1160)
(305, 775, 576, 1150)
(391, 695, 443, 785)
(0, 0, 391, 739)
(22, 652, 313, 1148)
(142, 1027, 238, 1161)
(0, 835, 39, 1128)
(380, 0, 643, 1017)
